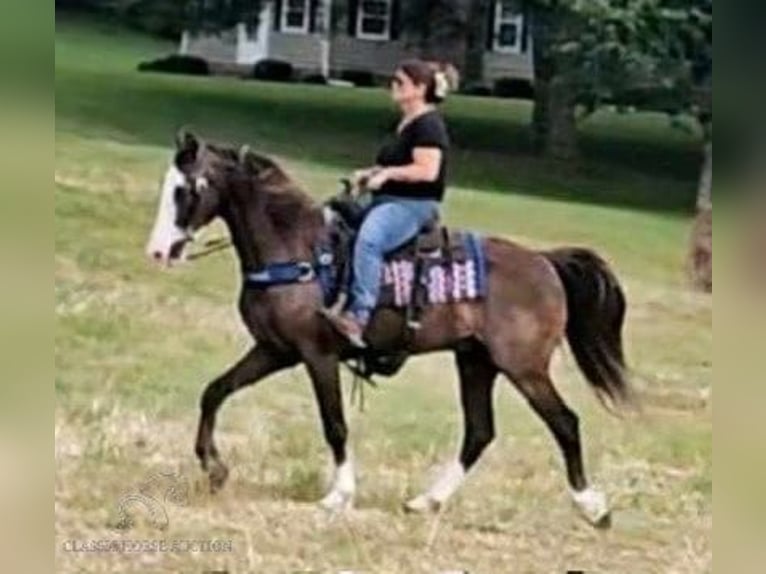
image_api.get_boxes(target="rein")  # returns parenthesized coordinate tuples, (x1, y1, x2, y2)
(187, 237, 233, 261)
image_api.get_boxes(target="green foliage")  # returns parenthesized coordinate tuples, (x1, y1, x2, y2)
(57, 0, 268, 37)
(111, 0, 188, 38)
(181, 0, 266, 33)
(530, 0, 712, 116)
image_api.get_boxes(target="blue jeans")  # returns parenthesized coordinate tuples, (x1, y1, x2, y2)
(349, 195, 440, 325)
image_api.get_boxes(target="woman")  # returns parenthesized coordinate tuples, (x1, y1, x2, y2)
(324, 59, 451, 347)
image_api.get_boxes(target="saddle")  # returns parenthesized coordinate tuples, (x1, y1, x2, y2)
(323, 186, 484, 379)
(325, 189, 471, 323)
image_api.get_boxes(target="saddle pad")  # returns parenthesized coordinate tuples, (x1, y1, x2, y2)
(379, 232, 487, 308)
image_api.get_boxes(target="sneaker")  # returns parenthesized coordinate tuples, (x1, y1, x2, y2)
(319, 308, 367, 348)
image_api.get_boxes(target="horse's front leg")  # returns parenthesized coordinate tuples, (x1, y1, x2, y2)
(195, 344, 297, 493)
(303, 349, 354, 512)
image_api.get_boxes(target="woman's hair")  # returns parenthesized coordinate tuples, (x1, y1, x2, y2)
(397, 59, 453, 104)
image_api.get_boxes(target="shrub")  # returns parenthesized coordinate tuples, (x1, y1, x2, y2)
(137, 55, 210, 76)
(252, 59, 294, 82)
(612, 85, 687, 114)
(118, 0, 186, 40)
(461, 83, 493, 97)
(339, 69, 376, 87)
(302, 73, 328, 85)
(493, 78, 535, 100)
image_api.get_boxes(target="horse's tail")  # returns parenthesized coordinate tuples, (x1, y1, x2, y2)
(544, 248, 633, 410)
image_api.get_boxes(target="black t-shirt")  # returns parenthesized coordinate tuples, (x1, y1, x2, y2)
(375, 110, 450, 201)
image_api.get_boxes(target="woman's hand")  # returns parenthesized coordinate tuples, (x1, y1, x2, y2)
(366, 169, 390, 191)
(352, 167, 381, 191)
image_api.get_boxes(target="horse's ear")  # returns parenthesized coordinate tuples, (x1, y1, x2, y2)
(175, 129, 204, 167)
(238, 145, 251, 165)
(175, 129, 200, 156)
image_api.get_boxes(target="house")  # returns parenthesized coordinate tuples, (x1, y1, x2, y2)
(180, 0, 533, 85)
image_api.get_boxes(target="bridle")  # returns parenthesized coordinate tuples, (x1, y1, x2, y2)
(187, 236, 233, 261)
(171, 171, 234, 261)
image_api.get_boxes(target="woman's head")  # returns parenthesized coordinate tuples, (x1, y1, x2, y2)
(391, 59, 451, 108)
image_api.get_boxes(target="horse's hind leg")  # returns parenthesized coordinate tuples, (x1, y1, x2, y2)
(404, 342, 498, 513)
(502, 365, 611, 527)
(195, 344, 297, 493)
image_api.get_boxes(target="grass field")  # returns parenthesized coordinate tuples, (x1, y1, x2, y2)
(55, 17, 712, 573)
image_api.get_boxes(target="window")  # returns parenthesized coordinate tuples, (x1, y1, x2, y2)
(281, 0, 310, 34)
(357, 0, 391, 41)
(493, 0, 524, 54)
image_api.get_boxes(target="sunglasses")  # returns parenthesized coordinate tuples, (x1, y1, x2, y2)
(389, 74, 407, 87)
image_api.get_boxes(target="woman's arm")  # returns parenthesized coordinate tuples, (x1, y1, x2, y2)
(367, 148, 442, 189)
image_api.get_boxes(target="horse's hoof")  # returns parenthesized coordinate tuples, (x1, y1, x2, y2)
(207, 462, 229, 494)
(593, 510, 612, 529)
(571, 487, 611, 528)
(319, 489, 353, 513)
(403, 494, 441, 514)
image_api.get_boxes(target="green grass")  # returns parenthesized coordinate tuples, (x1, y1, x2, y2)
(55, 16, 711, 573)
(55, 16, 700, 214)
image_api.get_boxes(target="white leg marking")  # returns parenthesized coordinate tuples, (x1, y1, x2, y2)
(320, 458, 355, 512)
(405, 460, 466, 513)
(571, 486, 611, 525)
(427, 460, 466, 502)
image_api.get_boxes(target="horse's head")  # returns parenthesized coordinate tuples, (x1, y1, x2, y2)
(146, 131, 227, 265)
(147, 130, 316, 266)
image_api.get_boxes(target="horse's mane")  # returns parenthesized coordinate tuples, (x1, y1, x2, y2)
(209, 143, 320, 234)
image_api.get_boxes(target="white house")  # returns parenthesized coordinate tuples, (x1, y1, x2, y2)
(180, 0, 533, 83)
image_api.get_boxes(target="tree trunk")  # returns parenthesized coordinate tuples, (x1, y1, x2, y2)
(530, 3, 579, 160)
(689, 124, 713, 292)
(416, 1, 469, 76)
(532, 75, 578, 160)
(688, 206, 712, 293)
(696, 136, 712, 211)
(463, 0, 490, 86)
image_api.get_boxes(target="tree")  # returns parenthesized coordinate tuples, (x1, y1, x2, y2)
(400, 0, 472, 78)
(528, 1, 581, 159)
(181, 0, 266, 34)
(527, 0, 712, 161)
(463, 0, 493, 85)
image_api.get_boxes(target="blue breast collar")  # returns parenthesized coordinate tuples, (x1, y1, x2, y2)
(243, 261, 316, 287)
(242, 246, 335, 301)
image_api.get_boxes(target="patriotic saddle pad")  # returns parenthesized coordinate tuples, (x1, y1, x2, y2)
(377, 231, 487, 308)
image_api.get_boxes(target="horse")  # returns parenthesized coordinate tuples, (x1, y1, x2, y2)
(145, 131, 632, 527)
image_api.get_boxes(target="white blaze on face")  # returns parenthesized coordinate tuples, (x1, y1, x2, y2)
(146, 163, 188, 264)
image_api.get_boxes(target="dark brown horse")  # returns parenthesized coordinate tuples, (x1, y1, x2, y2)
(146, 132, 631, 527)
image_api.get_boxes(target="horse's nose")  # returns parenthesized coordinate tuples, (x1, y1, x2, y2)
(151, 250, 163, 261)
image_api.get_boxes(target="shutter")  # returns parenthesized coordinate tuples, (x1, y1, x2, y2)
(520, 0, 529, 53)
(309, 0, 320, 33)
(273, 0, 283, 31)
(486, 0, 497, 51)
(347, 0, 359, 37)
(390, 0, 401, 40)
